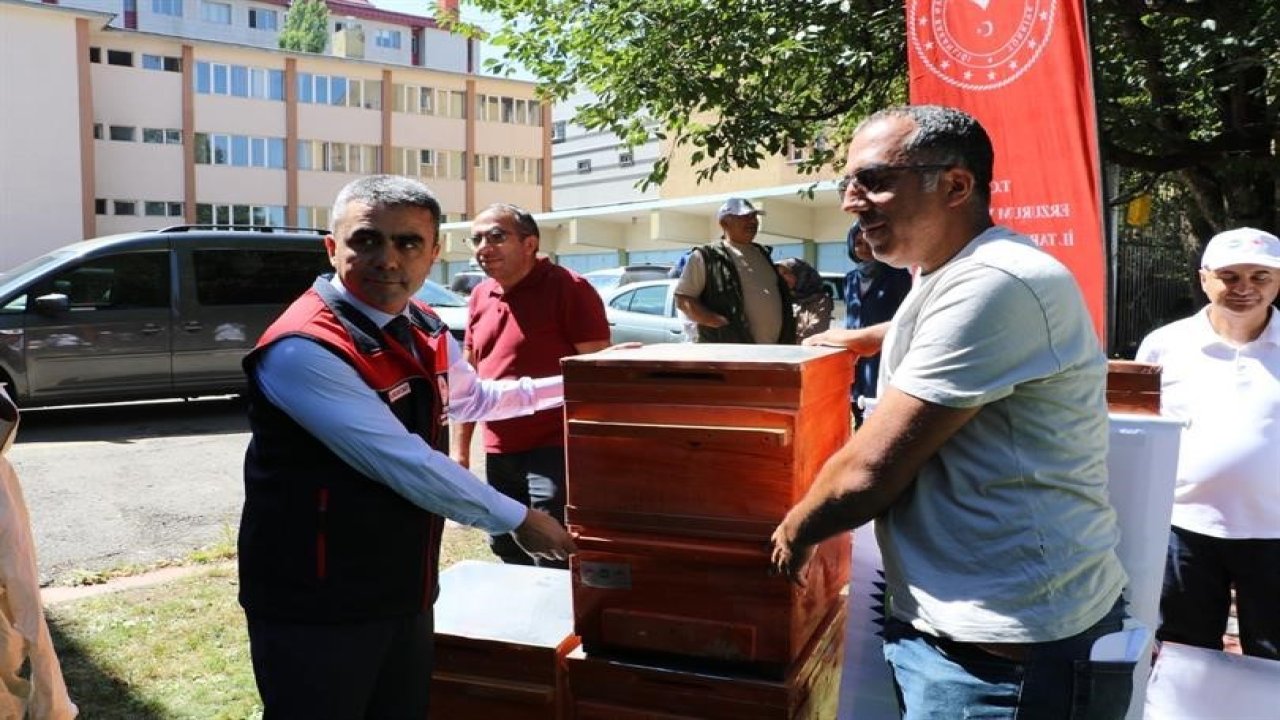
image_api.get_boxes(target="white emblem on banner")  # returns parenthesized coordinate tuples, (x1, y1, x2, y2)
(908, 0, 1056, 91)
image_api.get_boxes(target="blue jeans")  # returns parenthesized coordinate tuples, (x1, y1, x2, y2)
(1160, 525, 1280, 659)
(882, 597, 1132, 719)
(486, 445, 567, 569)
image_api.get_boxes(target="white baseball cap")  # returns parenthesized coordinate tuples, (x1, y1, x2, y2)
(716, 197, 765, 221)
(1201, 227, 1280, 270)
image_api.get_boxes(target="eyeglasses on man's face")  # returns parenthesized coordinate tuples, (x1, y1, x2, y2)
(837, 163, 952, 196)
(467, 227, 513, 248)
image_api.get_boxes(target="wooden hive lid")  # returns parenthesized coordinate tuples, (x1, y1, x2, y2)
(1106, 360, 1161, 415)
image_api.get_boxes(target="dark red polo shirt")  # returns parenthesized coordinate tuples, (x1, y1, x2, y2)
(465, 258, 610, 453)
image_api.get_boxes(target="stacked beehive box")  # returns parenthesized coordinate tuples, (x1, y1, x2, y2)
(429, 561, 579, 720)
(561, 344, 854, 718)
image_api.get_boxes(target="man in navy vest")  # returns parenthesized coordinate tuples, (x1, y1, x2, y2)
(238, 175, 576, 718)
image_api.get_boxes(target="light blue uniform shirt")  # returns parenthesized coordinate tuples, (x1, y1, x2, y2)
(253, 276, 563, 535)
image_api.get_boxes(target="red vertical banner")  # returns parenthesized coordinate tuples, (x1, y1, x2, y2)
(906, 0, 1106, 340)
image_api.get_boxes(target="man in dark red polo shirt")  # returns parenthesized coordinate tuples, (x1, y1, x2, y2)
(451, 203, 611, 567)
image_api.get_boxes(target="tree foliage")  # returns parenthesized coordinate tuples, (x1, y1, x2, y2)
(467, 0, 1277, 234)
(279, 0, 330, 54)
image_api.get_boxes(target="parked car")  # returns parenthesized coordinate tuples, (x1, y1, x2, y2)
(583, 264, 674, 295)
(603, 279, 689, 344)
(819, 271, 848, 325)
(0, 226, 332, 407)
(602, 272, 849, 344)
(414, 279, 468, 341)
(449, 270, 487, 296)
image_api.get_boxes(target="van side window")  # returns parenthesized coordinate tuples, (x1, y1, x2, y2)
(41, 252, 170, 310)
(194, 249, 328, 305)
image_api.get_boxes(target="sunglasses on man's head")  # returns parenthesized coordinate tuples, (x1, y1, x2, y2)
(837, 163, 952, 196)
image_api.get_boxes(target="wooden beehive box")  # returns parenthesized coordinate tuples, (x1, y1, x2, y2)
(564, 598, 847, 720)
(1107, 360, 1161, 414)
(570, 528, 849, 674)
(562, 344, 853, 541)
(430, 561, 579, 720)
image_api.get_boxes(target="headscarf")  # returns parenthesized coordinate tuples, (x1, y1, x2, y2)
(778, 257, 824, 305)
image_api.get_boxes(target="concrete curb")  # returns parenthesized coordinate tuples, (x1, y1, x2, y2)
(41, 561, 236, 605)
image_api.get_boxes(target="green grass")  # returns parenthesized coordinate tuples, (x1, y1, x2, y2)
(46, 524, 495, 718)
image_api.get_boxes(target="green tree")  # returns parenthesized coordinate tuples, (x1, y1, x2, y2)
(279, 0, 330, 54)
(467, 0, 1278, 235)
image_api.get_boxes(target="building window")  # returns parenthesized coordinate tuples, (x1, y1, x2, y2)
(375, 29, 402, 49)
(201, 1, 231, 24)
(196, 62, 283, 100)
(89, 47, 101, 63)
(196, 133, 285, 168)
(143, 201, 183, 217)
(106, 50, 133, 67)
(95, 199, 107, 215)
(195, 204, 286, 228)
(618, 150, 634, 168)
(577, 159, 592, 174)
(142, 128, 182, 144)
(108, 125, 136, 142)
(93, 123, 103, 140)
(552, 121, 566, 144)
(141, 54, 181, 72)
(248, 8, 278, 30)
(152, 0, 182, 16)
(113, 201, 137, 216)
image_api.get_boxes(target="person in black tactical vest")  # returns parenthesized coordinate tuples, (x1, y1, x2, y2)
(238, 175, 576, 719)
(674, 197, 796, 344)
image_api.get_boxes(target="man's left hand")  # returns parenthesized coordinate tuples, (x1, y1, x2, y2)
(769, 520, 813, 586)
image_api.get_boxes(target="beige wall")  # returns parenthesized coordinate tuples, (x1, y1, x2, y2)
(0, 3, 88, 265)
(391, 114, 466, 151)
(198, 95, 289, 137)
(197, 166, 288, 205)
(659, 145, 817, 200)
(295, 104, 380, 143)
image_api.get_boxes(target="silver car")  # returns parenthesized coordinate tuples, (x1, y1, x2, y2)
(414, 280, 469, 341)
(603, 279, 691, 344)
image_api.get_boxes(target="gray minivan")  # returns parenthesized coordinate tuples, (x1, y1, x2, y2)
(0, 226, 331, 407)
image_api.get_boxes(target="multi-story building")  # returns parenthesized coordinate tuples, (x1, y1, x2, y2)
(483, 90, 852, 276)
(550, 88, 659, 212)
(43, 0, 473, 72)
(0, 0, 549, 279)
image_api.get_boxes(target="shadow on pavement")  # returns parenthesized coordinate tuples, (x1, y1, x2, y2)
(15, 396, 249, 444)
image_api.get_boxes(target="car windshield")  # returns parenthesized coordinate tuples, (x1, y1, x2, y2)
(0, 251, 74, 297)
(585, 273, 620, 292)
(415, 280, 468, 307)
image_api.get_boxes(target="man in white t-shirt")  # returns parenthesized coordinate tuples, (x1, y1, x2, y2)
(1135, 227, 1280, 660)
(675, 198, 796, 344)
(771, 105, 1130, 719)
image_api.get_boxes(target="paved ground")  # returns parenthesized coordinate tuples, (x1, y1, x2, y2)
(13, 396, 489, 587)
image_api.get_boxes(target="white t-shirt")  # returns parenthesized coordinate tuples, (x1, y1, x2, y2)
(1135, 307, 1280, 539)
(877, 226, 1126, 643)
